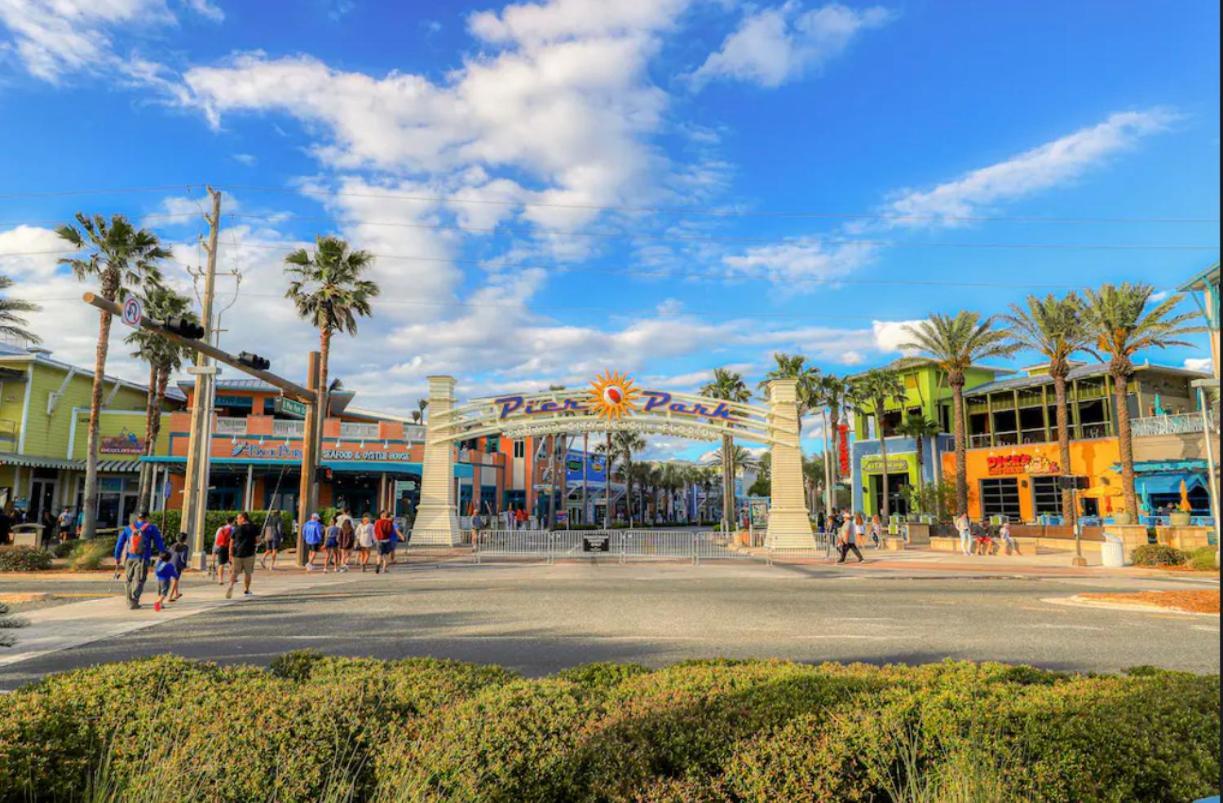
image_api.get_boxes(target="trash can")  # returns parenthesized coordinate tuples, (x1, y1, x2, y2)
(1100, 533, 1125, 568)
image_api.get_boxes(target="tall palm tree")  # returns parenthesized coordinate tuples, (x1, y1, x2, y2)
(901, 312, 1018, 517)
(848, 368, 907, 518)
(896, 416, 941, 515)
(126, 285, 196, 506)
(58, 214, 168, 538)
(1003, 293, 1092, 520)
(761, 352, 821, 433)
(284, 236, 380, 432)
(812, 373, 849, 516)
(1082, 283, 1202, 519)
(701, 368, 751, 529)
(0, 275, 39, 345)
(608, 430, 646, 525)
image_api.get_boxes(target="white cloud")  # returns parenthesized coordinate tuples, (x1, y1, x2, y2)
(231, 153, 256, 166)
(721, 236, 877, 289)
(183, 0, 223, 22)
(1184, 357, 1212, 374)
(883, 109, 1176, 227)
(0, 225, 65, 281)
(690, 2, 893, 88)
(871, 319, 925, 354)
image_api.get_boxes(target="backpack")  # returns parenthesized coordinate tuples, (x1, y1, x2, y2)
(128, 522, 151, 557)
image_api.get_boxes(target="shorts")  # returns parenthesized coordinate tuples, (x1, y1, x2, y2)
(325, 537, 339, 549)
(378, 540, 395, 556)
(305, 540, 322, 551)
(265, 537, 282, 551)
(157, 579, 172, 597)
(214, 549, 230, 565)
(232, 555, 256, 578)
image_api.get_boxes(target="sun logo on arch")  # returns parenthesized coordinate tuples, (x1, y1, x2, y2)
(589, 370, 642, 420)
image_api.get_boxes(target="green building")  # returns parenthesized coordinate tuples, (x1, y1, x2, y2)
(0, 342, 182, 528)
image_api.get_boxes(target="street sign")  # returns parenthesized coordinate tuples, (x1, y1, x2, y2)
(121, 296, 142, 329)
(274, 396, 307, 419)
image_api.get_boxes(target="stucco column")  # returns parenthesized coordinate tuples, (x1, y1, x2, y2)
(765, 378, 815, 549)
(412, 376, 461, 546)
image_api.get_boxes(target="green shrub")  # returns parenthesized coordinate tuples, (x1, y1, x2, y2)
(153, 509, 294, 551)
(1131, 543, 1187, 566)
(555, 661, 651, 688)
(68, 539, 112, 571)
(50, 540, 77, 558)
(0, 546, 52, 572)
(1189, 546, 1219, 571)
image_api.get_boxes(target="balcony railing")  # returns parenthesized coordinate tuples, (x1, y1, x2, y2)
(0, 419, 17, 453)
(1131, 411, 1217, 437)
(970, 433, 991, 448)
(272, 420, 305, 437)
(340, 422, 381, 439)
(215, 417, 248, 435)
(1079, 422, 1110, 440)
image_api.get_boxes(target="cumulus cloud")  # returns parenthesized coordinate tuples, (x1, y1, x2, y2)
(721, 237, 877, 289)
(871, 319, 925, 355)
(883, 109, 1176, 227)
(1184, 357, 1212, 374)
(690, 2, 893, 88)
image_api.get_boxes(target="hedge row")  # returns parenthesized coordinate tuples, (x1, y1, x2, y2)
(0, 655, 1216, 802)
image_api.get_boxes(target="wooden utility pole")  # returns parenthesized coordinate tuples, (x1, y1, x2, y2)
(296, 351, 321, 566)
(182, 188, 221, 568)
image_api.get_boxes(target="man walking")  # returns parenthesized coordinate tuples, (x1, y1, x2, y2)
(113, 511, 166, 609)
(57, 507, 74, 543)
(302, 512, 324, 570)
(373, 510, 395, 574)
(954, 511, 972, 557)
(226, 512, 260, 599)
(836, 513, 865, 564)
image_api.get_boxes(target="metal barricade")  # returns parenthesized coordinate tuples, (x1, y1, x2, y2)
(766, 529, 835, 565)
(473, 529, 553, 563)
(692, 530, 751, 563)
(619, 529, 696, 563)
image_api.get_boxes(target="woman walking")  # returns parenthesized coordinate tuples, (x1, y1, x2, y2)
(954, 512, 972, 557)
(869, 514, 883, 549)
(338, 515, 356, 570)
(323, 515, 342, 573)
(356, 513, 376, 572)
(260, 510, 284, 570)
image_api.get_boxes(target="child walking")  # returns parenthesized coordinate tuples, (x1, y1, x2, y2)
(153, 551, 179, 612)
(170, 533, 190, 601)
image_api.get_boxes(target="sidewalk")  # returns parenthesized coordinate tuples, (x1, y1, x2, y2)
(0, 567, 359, 671)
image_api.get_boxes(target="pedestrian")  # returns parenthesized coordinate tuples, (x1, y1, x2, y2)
(975, 520, 996, 556)
(337, 514, 355, 571)
(323, 515, 342, 573)
(954, 511, 972, 557)
(113, 511, 166, 610)
(152, 551, 179, 612)
(816, 509, 826, 535)
(999, 519, 1020, 555)
(170, 533, 189, 601)
(260, 510, 284, 570)
(356, 513, 375, 571)
(515, 506, 528, 530)
(0, 507, 10, 545)
(57, 507, 74, 543)
(836, 514, 864, 563)
(226, 512, 260, 599)
(373, 509, 395, 574)
(869, 514, 883, 549)
(302, 513, 324, 571)
(212, 517, 234, 585)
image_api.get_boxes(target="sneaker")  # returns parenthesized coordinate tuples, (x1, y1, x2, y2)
(225, 585, 233, 599)
(244, 590, 252, 596)
(375, 564, 381, 574)
(306, 564, 314, 572)
(153, 601, 162, 612)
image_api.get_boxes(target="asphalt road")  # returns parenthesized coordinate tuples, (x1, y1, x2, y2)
(0, 560, 1218, 688)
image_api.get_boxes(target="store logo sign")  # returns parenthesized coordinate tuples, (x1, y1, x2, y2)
(987, 453, 1061, 476)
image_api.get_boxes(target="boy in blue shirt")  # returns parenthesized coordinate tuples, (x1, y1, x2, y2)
(113, 511, 166, 610)
(153, 551, 179, 612)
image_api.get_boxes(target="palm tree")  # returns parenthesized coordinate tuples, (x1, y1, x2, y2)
(608, 430, 646, 525)
(58, 214, 168, 538)
(848, 368, 907, 518)
(1003, 293, 1092, 520)
(1082, 283, 1202, 519)
(901, 312, 1018, 517)
(761, 352, 821, 433)
(0, 275, 39, 344)
(701, 368, 751, 529)
(284, 236, 380, 433)
(126, 285, 196, 506)
(896, 416, 941, 515)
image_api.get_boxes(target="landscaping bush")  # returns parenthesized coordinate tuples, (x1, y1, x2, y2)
(68, 538, 112, 571)
(1131, 543, 1187, 566)
(50, 539, 77, 558)
(0, 656, 1216, 802)
(154, 509, 294, 551)
(1189, 545, 1219, 571)
(0, 545, 52, 572)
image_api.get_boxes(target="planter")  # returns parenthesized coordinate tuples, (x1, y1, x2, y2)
(1112, 511, 1133, 525)
(1169, 511, 1192, 526)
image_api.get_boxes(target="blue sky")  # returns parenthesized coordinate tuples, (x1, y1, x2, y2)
(0, 0, 1218, 456)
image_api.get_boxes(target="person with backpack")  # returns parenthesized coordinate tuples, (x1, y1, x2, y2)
(373, 510, 395, 574)
(113, 511, 166, 610)
(836, 513, 865, 564)
(212, 517, 234, 585)
(302, 512, 324, 571)
(153, 551, 179, 612)
(226, 512, 260, 599)
(260, 510, 284, 570)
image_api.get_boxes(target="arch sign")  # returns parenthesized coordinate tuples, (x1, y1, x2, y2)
(412, 371, 815, 551)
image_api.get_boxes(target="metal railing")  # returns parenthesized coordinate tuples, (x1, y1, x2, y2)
(471, 529, 750, 564)
(1079, 422, 1109, 439)
(340, 422, 381, 439)
(1131, 412, 1216, 437)
(272, 420, 305, 437)
(215, 417, 248, 435)
(765, 528, 836, 564)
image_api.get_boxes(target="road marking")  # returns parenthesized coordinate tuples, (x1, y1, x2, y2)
(1192, 625, 1220, 633)
(1021, 623, 1104, 631)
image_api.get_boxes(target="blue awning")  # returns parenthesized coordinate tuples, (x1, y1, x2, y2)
(1136, 472, 1207, 497)
(141, 455, 473, 478)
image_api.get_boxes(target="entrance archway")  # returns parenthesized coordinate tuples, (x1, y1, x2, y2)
(412, 372, 814, 549)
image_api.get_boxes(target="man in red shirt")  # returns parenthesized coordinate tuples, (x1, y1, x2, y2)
(373, 510, 395, 574)
(212, 517, 233, 585)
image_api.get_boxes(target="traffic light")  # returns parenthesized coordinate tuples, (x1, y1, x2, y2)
(237, 351, 271, 371)
(163, 316, 205, 339)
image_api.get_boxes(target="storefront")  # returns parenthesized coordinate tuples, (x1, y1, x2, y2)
(859, 453, 917, 517)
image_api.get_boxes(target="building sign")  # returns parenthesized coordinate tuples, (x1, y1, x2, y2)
(565, 450, 607, 484)
(494, 371, 737, 424)
(861, 455, 909, 473)
(987, 453, 1061, 476)
(229, 441, 414, 463)
(100, 428, 143, 455)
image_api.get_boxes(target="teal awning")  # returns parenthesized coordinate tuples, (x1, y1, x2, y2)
(1136, 473, 1205, 497)
(141, 455, 473, 478)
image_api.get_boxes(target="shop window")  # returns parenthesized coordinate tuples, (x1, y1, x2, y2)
(512, 439, 525, 459)
(980, 478, 1021, 520)
(1031, 477, 1061, 515)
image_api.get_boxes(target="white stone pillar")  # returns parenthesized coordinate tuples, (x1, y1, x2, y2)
(412, 376, 461, 545)
(765, 378, 815, 549)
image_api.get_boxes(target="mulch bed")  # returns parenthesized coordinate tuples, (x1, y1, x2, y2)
(1080, 590, 1220, 614)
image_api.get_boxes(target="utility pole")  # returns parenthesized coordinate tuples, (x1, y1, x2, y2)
(296, 351, 321, 566)
(182, 187, 221, 568)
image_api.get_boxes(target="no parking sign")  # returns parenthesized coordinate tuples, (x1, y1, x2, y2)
(121, 296, 142, 329)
